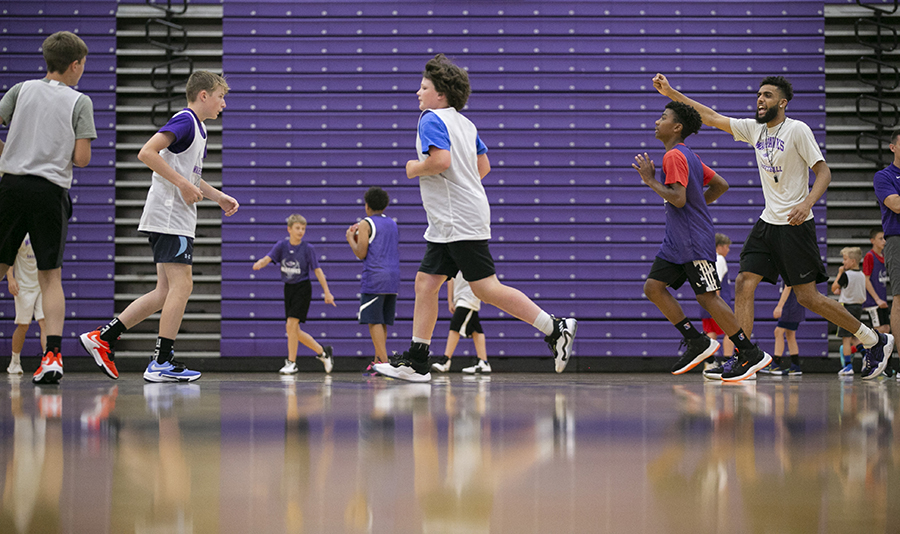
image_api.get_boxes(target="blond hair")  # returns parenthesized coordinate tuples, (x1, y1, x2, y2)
(286, 214, 307, 227)
(186, 70, 229, 102)
(840, 246, 862, 263)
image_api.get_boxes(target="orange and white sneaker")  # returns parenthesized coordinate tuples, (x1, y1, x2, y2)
(79, 329, 119, 379)
(33, 350, 63, 385)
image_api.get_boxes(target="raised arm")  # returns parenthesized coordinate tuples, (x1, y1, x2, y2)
(653, 74, 734, 135)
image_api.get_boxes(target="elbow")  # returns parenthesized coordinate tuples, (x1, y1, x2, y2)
(72, 155, 90, 168)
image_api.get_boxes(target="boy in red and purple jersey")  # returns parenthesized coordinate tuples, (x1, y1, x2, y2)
(634, 102, 771, 381)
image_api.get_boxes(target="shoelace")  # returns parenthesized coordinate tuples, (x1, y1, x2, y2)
(723, 355, 738, 373)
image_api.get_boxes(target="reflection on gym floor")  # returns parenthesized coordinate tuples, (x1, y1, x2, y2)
(0, 373, 898, 533)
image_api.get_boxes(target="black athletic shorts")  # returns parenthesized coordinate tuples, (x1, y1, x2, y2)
(147, 232, 194, 265)
(449, 306, 483, 337)
(358, 293, 397, 325)
(648, 256, 721, 295)
(284, 280, 312, 321)
(419, 240, 496, 282)
(835, 303, 863, 338)
(740, 219, 828, 286)
(0, 174, 72, 270)
(862, 303, 891, 329)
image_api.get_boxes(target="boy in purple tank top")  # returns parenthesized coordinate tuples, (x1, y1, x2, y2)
(346, 187, 400, 375)
(634, 102, 771, 381)
(761, 281, 806, 375)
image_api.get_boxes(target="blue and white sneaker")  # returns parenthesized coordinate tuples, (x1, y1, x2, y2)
(143, 357, 201, 383)
(862, 333, 894, 380)
(838, 363, 854, 376)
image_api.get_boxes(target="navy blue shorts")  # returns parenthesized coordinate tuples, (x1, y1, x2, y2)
(358, 293, 396, 325)
(776, 321, 800, 331)
(147, 233, 193, 265)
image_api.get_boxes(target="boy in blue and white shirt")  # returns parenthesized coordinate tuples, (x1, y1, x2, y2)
(80, 71, 239, 383)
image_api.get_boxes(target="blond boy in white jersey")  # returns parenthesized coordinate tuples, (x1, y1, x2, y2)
(654, 73, 893, 380)
(79, 71, 239, 383)
(373, 54, 577, 383)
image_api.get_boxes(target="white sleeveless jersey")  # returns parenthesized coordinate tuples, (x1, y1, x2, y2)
(0, 79, 81, 188)
(415, 107, 491, 242)
(138, 110, 207, 238)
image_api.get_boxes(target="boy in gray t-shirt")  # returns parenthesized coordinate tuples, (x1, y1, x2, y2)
(0, 31, 96, 385)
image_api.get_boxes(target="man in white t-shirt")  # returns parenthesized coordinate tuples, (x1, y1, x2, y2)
(653, 73, 893, 380)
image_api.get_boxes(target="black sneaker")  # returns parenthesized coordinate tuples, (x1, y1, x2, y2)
(671, 336, 720, 375)
(862, 333, 894, 380)
(722, 345, 772, 382)
(374, 350, 431, 382)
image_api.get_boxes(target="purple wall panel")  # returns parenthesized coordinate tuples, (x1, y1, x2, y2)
(0, 1, 117, 356)
(221, 1, 828, 358)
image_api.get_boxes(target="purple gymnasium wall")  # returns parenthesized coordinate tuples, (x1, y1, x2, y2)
(0, 1, 117, 357)
(220, 1, 828, 359)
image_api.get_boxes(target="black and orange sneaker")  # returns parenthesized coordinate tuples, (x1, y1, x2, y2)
(33, 350, 63, 385)
(722, 345, 772, 382)
(79, 329, 119, 379)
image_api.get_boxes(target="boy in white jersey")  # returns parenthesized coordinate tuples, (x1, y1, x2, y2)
(0, 31, 96, 384)
(832, 247, 866, 374)
(373, 54, 577, 383)
(653, 73, 894, 380)
(79, 71, 239, 383)
(431, 272, 491, 374)
(6, 235, 46, 374)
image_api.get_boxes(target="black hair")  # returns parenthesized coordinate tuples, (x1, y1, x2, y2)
(423, 54, 471, 111)
(364, 186, 390, 211)
(665, 101, 703, 139)
(759, 76, 794, 102)
(871, 227, 885, 239)
(891, 128, 900, 144)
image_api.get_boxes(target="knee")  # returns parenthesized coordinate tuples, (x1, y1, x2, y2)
(414, 273, 443, 295)
(734, 273, 755, 295)
(793, 289, 817, 309)
(643, 279, 664, 300)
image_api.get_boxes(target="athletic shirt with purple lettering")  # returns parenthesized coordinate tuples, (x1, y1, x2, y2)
(657, 144, 717, 265)
(266, 239, 319, 284)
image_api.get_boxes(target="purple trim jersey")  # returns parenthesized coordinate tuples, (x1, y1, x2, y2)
(657, 144, 717, 265)
(361, 214, 400, 294)
(265, 239, 319, 284)
(874, 163, 900, 237)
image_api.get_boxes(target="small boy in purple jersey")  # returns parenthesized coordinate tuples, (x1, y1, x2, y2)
(634, 102, 771, 381)
(254, 214, 336, 374)
(761, 280, 805, 375)
(346, 187, 400, 374)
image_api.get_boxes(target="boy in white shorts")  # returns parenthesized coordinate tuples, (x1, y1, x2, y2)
(6, 235, 46, 374)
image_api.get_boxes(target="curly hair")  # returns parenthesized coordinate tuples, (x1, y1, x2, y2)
(759, 76, 794, 102)
(665, 101, 703, 138)
(423, 54, 471, 111)
(364, 186, 390, 211)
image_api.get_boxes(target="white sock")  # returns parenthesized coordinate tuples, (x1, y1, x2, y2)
(533, 311, 554, 336)
(412, 337, 430, 346)
(856, 324, 879, 348)
(11, 352, 20, 362)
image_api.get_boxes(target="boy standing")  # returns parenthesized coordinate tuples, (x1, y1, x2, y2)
(431, 272, 491, 374)
(79, 70, 238, 383)
(346, 187, 399, 374)
(254, 214, 335, 374)
(6, 236, 46, 374)
(873, 129, 900, 380)
(862, 228, 890, 334)
(634, 102, 771, 381)
(764, 281, 805, 375)
(700, 233, 736, 378)
(654, 74, 893, 380)
(374, 54, 577, 382)
(0, 31, 96, 384)
(832, 247, 867, 375)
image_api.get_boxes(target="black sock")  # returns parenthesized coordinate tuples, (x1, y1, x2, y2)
(100, 317, 127, 344)
(154, 337, 175, 363)
(409, 342, 430, 360)
(729, 330, 755, 352)
(46, 335, 62, 354)
(675, 318, 703, 339)
(790, 354, 800, 366)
